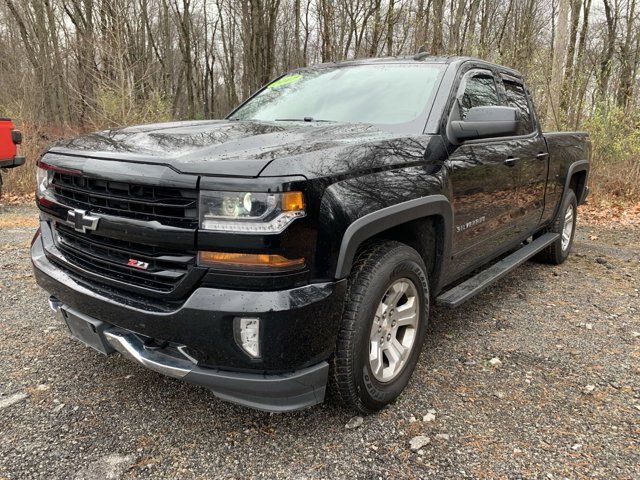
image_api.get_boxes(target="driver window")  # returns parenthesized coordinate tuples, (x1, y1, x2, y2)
(456, 71, 499, 119)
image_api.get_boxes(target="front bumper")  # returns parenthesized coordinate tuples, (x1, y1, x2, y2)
(53, 303, 329, 411)
(32, 229, 346, 411)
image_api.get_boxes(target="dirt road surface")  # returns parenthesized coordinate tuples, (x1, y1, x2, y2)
(1, 203, 638, 479)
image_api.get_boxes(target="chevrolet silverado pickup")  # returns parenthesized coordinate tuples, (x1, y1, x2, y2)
(0, 118, 24, 196)
(31, 56, 590, 413)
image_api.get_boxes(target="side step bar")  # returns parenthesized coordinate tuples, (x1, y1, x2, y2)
(436, 232, 560, 308)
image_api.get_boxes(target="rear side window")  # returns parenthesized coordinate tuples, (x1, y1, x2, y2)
(503, 78, 534, 135)
(456, 71, 500, 119)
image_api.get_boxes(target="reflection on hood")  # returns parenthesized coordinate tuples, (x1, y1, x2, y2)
(49, 120, 415, 177)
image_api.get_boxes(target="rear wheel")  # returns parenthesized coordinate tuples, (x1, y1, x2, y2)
(536, 189, 577, 265)
(330, 241, 429, 413)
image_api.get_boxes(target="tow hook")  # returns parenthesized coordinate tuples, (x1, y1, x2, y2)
(48, 296, 62, 313)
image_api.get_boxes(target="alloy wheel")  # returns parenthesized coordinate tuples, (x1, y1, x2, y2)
(369, 278, 420, 383)
(561, 203, 575, 251)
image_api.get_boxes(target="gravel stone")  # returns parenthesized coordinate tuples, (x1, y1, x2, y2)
(488, 357, 502, 366)
(423, 412, 436, 422)
(409, 436, 431, 452)
(2, 204, 639, 479)
(344, 416, 363, 429)
(0, 392, 28, 410)
(73, 454, 136, 480)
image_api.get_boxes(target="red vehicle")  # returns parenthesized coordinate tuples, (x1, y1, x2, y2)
(0, 118, 24, 195)
(0, 118, 23, 167)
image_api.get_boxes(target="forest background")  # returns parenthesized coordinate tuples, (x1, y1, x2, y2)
(1, 0, 639, 218)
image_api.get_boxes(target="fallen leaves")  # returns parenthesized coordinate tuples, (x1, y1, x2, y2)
(0, 214, 38, 228)
(580, 198, 640, 227)
(0, 193, 34, 205)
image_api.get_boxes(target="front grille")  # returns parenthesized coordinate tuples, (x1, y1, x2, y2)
(53, 224, 195, 293)
(51, 171, 197, 228)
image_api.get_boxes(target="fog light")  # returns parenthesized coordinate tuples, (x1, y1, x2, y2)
(234, 317, 261, 358)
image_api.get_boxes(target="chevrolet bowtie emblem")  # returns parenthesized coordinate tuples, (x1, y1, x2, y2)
(67, 209, 100, 233)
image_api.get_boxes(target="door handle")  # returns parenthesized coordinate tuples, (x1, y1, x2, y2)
(536, 152, 549, 160)
(504, 157, 519, 167)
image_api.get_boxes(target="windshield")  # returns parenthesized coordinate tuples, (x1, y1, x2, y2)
(229, 63, 444, 129)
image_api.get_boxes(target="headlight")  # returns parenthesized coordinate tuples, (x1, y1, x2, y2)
(199, 190, 305, 233)
(36, 164, 53, 195)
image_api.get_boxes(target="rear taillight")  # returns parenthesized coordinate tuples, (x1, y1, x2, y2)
(11, 129, 22, 145)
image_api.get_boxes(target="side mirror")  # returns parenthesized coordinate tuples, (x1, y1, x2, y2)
(450, 106, 519, 141)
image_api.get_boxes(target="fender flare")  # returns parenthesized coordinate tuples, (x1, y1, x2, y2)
(334, 194, 453, 280)
(559, 159, 590, 212)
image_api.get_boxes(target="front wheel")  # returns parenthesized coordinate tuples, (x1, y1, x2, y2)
(330, 241, 429, 413)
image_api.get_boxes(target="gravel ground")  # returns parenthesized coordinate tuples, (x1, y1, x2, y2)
(1, 203, 639, 479)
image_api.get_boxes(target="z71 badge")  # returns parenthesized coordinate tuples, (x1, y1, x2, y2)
(127, 259, 149, 270)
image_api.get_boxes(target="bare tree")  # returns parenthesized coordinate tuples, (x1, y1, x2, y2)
(548, 0, 570, 128)
(0, 0, 639, 131)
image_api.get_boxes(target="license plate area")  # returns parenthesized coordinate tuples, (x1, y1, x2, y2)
(61, 309, 115, 355)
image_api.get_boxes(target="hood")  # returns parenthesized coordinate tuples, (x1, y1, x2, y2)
(48, 120, 400, 177)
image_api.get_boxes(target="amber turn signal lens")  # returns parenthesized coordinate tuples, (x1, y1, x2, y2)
(198, 251, 305, 269)
(282, 191, 304, 211)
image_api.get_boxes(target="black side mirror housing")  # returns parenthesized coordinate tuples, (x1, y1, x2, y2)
(450, 106, 519, 142)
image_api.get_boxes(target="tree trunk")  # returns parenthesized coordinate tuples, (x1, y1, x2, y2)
(597, 0, 617, 102)
(385, 0, 395, 56)
(616, 0, 637, 110)
(430, 0, 444, 54)
(560, 0, 581, 116)
(547, 0, 570, 128)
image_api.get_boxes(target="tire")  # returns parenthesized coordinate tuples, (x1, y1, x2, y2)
(536, 189, 577, 265)
(330, 240, 429, 413)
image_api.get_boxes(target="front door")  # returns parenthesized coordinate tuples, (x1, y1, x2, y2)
(447, 68, 524, 273)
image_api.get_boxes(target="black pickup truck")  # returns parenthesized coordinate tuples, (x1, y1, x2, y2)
(31, 56, 590, 413)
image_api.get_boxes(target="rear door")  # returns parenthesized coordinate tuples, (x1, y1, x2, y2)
(497, 74, 548, 233)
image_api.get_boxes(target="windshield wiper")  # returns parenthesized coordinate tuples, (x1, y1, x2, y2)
(274, 117, 335, 123)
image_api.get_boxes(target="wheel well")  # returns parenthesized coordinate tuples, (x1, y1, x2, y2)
(569, 170, 587, 203)
(363, 216, 443, 292)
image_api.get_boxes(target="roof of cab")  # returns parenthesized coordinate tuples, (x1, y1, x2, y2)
(306, 55, 523, 78)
